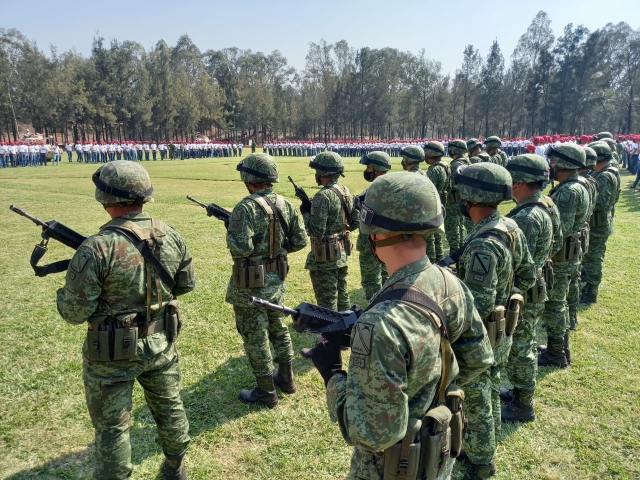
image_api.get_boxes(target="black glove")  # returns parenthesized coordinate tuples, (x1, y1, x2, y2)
(300, 200, 311, 215)
(311, 336, 344, 386)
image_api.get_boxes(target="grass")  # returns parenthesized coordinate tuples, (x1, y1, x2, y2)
(0, 155, 638, 479)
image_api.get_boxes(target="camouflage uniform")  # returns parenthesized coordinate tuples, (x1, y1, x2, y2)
(484, 136, 505, 166)
(425, 141, 450, 263)
(325, 172, 493, 480)
(56, 161, 195, 480)
(400, 145, 426, 176)
(445, 141, 471, 252)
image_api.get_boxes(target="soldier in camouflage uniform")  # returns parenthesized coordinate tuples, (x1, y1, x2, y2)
(399, 144, 426, 175)
(580, 143, 619, 304)
(356, 151, 391, 301)
(500, 155, 563, 422)
(425, 141, 450, 263)
(539, 144, 591, 368)
(455, 163, 535, 479)
(226, 154, 308, 407)
(484, 136, 508, 166)
(57, 161, 195, 480)
(311, 171, 493, 480)
(301, 152, 359, 358)
(445, 139, 470, 252)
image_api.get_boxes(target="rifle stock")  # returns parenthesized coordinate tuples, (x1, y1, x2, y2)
(187, 195, 232, 223)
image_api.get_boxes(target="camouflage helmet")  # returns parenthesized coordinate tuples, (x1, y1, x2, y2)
(236, 153, 279, 183)
(457, 163, 512, 204)
(505, 154, 549, 183)
(595, 131, 613, 140)
(360, 151, 392, 171)
(309, 151, 344, 175)
(600, 137, 616, 151)
(93, 160, 154, 205)
(545, 144, 585, 170)
(583, 147, 597, 168)
(424, 141, 445, 158)
(466, 138, 481, 151)
(448, 139, 468, 155)
(590, 142, 612, 162)
(360, 171, 444, 237)
(399, 145, 425, 163)
(484, 136, 502, 148)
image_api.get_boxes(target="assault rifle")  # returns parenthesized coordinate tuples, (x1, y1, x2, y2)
(287, 176, 311, 212)
(10, 205, 88, 276)
(248, 296, 361, 336)
(186, 195, 231, 224)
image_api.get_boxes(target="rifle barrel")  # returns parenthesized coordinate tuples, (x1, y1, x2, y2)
(248, 296, 298, 317)
(9, 205, 49, 229)
(186, 195, 207, 208)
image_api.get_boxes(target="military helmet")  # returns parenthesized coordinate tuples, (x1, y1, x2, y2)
(309, 151, 344, 175)
(448, 139, 468, 155)
(360, 171, 444, 237)
(399, 145, 425, 162)
(544, 144, 586, 170)
(505, 154, 549, 183)
(93, 160, 154, 205)
(590, 142, 612, 162)
(466, 138, 481, 151)
(595, 131, 613, 140)
(600, 137, 616, 151)
(360, 151, 392, 171)
(424, 141, 445, 158)
(457, 163, 512, 204)
(237, 153, 279, 183)
(583, 147, 597, 168)
(484, 136, 502, 148)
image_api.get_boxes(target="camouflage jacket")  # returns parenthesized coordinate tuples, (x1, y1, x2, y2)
(407, 164, 427, 176)
(56, 213, 195, 356)
(326, 256, 493, 479)
(580, 172, 599, 223)
(448, 156, 471, 203)
(589, 166, 619, 237)
(427, 160, 451, 205)
(226, 187, 307, 305)
(304, 180, 358, 271)
(549, 172, 591, 239)
(458, 211, 536, 320)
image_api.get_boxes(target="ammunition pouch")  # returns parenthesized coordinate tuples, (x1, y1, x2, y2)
(232, 256, 265, 289)
(382, 419, 422, 480)
(527, 269, 547, 304)
(276, 252, 289, 281)
(483, 306, 505, 348)
(311, 234, 343, 263)
(165, 300, 181, 343)
(542, 258, 554, 291)
(579, 224, 590, 255)
(552, 233, 581, 263)
(590, 209, 610, 228)
(419, 406, 453, 480)
(447, 189, 460, 204)
(505, 290, 524, 336)
(445, 384, 465, 458)
(343, 230, 353, 256)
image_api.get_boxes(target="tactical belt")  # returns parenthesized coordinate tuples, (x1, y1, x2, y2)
(88, 315, 165, 338)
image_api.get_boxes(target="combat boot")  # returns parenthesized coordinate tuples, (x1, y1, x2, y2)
(501, 389, 535, 423)
(238, 375, 278, 408)
(499, 387, 513, 403)
(537, 337, 568, 368)
(163, 449, 187, 480)
(569, 312, 578, 330)
(462, 460, 496, 480)
(580, 286, 598, 304)
(272, 361, 296, 394)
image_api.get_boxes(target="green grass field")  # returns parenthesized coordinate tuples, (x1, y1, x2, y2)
(0, 156, 639, 479)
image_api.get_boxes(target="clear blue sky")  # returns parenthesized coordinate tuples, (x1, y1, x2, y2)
(2, 0, 638, 76)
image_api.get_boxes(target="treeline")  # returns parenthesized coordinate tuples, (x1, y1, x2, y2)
(1, 11, 639, 144)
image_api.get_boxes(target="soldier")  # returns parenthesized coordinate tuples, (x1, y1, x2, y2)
(455, 163, 535, 479)
(539, 144, 590, 368)
(501, 155, 563, 422)
(425, 141, 450, 263)
(399, 144, 426, 175)
(484, 136, 506, 166)
(56, 161, 195, 480)
(311, 171, 493, 480)
(300, 152, 359, 359)
(466, 138, 482, 164)
(580, 143, 619, 304)
(227, 154, 308, 407)
(355, 151, 391, 301)
(445, 139, 470, 252)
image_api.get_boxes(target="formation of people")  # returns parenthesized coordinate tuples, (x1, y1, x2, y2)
(53, 129, 622, 480)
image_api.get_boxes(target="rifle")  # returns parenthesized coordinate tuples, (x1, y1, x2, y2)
(186, 195, 231, 223)
(10, 205, 88, 277)
(287, 176, 311, 212)
(248, 296, 361, 336)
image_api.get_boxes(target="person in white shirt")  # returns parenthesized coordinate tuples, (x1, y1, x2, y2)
(151, 142, 157, 161)
(38, 142, 49, 166)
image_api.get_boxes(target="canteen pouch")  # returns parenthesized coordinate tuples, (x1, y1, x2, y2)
(382, 419, 422, 480)
(326, 234, 342, 262)
(445, 385, 465, 458)
(505, 291, 524, 336)
(579, 225, 590, 255)
(247, 256, 265, 289)
(419, 406, 452, 480)
(543, 259, 555, 291)
(165, 300, 181, 343)
(343, 231, 353, 256)
(276, 253, 289, 281)
(483, 306, 505, 348)
(312, 237, 328, 263)
(232, 258, 247, 288)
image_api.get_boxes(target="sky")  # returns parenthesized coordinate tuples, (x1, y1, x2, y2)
(2, 0, 639, 77)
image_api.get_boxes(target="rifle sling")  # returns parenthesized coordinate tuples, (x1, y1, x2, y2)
(258, 194, 290, 237)
(29, 242, 71, 276)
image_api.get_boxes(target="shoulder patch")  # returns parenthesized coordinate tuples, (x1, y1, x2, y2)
(227, 206, 245, 232)
(351, 322, 374, 356)
(67, 247, 94, 287)
(466, 250, 496, 287)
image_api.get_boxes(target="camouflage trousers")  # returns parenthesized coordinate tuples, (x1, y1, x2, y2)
(309, 266, 350, 311)
(426, 233, 445, 263)
(444, 204, 465, 253)
(462, 370, 495, 465)
(358, 241, 388, 302)
(543, 259, 581, 339)
(83, 343, 190, 480)
(582, 233, 610, 296)
(505, 302, 544, 406)
(234, 296, 294, 378)
(491, 335, 513, 437)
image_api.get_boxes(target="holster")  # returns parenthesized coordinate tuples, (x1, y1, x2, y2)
(552, 233, 580, 263)
(343, 231, 353, 256)
(542, 258, 554, 291)
(232, 256, 265, 288)
(382, 418, 422, 480)
(483, 306, 505, 348)
(165, 300, 181, 343)
(276, 252, 289, 281)
(445, 384, 465, 458)
(418, 406, 452, 480)
(505, 290, 524, 336)
(527, 269, 547, 304)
